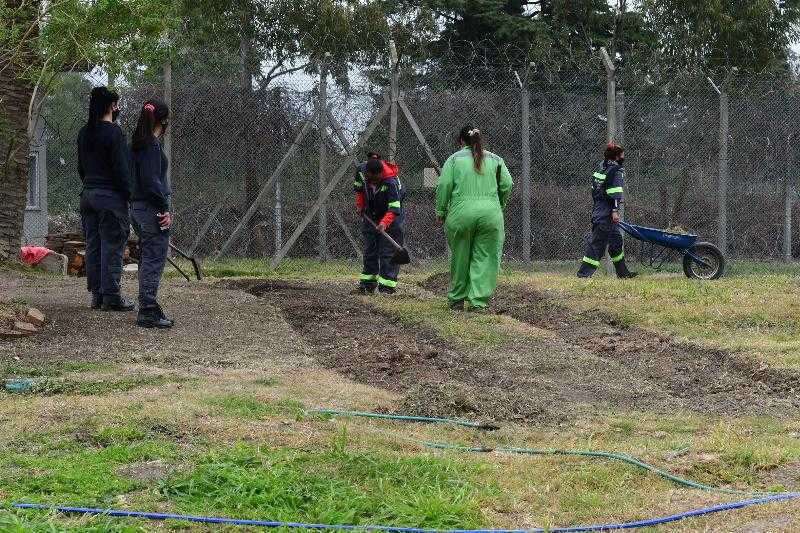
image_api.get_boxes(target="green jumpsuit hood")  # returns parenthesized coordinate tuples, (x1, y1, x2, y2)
(435, 148, 513, 308)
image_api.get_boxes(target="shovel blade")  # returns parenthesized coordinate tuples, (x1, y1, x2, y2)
(391, 248, 411, 265)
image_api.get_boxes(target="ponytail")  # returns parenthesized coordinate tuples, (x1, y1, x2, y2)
(132, 99, 170, 152)
(458, 125, 484, 172)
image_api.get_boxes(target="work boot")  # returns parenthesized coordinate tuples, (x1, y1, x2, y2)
(355, 282, 377, 295)
(378, 285, 396, 295)
(136, 305, 174, 329)
(614, 260, 639, 279)
(448, 299, 464, 311)
(90, 293, 102, 310)
(101, 294, 136, 312)
(576, 265, 596, 278)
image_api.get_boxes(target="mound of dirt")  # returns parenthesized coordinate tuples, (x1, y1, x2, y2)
(490, 285, 800, 416)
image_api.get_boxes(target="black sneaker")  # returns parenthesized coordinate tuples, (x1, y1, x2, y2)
(137, 306, 173, 329)
(90, 293, 102, 310)
(101, 295, 136, 312)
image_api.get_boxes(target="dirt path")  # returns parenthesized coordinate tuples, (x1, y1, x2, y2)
(4, 271, 799, 426)
(0, 273, 310, 371)
(234, 277, 800, 424)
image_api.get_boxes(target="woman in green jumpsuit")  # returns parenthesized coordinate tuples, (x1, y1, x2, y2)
(435, 126, 513, 311)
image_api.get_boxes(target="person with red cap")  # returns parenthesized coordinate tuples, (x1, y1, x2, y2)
(353, 152, 405, 294)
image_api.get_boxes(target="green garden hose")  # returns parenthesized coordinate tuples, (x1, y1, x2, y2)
(315, 407, 760, 496)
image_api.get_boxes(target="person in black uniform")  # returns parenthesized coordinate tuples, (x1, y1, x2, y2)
(78, 86, 135, 311)
(353, 152, 404, 294)
(577, 143, 638, 279)
(130, 100, 173, 329)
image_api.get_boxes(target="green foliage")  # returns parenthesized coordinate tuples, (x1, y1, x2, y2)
(639, 0, 800, 73)
(161, 441, 484, 528)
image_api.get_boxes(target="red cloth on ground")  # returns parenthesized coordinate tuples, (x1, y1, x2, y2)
(20, 246, 51, 266)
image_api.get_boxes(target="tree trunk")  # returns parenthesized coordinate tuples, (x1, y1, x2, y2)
(0, 1, 39, 262)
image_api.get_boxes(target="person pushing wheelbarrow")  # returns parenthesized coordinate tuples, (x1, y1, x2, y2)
(577, 142, 638, 279)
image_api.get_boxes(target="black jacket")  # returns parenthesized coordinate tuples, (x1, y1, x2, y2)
(131, 140, 171, 213)
(77, 122, 132, 198)
(591, 160, 625, 223)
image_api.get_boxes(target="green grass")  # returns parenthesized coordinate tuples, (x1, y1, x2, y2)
(206, 395, 277, 420)
(160, 439, 486, 528)
(2, 374, 188, 396)
(1, 425, 179, 506)
(1, 362, 117, 380)
(502, 269, 800, 369)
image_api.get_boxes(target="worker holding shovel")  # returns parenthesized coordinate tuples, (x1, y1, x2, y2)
(436, 126, 513, 311)
(354, 153, 406, 295)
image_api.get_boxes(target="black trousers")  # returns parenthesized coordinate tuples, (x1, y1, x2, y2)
(580, 220, 625, 272)
(360, 216, 404, 291)
(131, 201, 170, 309)
(80, 188, 129, 297)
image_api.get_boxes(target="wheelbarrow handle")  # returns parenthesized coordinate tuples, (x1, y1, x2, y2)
(362, 215, 403, 252)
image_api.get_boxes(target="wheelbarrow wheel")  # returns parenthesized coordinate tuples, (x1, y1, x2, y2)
(683, 242, 725, 280)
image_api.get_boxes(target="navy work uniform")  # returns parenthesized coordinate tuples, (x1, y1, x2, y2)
(77, 121, 133, 308)
(131, 139, 171, 315)
(577, 160, 636, 278)
(354, 159, 405, 294)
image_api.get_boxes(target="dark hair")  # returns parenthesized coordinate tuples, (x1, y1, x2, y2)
(366, 151, 381, 159)
(604, 142, 624, 161)
(458, 126, 484, 172)
(132, 99, 170, 152)
(85, 86, 119, 141)
(365, 158, 383, 176)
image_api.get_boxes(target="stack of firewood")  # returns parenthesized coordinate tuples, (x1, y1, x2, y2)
(45, 232, 140, 277)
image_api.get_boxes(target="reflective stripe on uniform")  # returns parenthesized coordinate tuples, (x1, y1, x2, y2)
(593, 172, 607, 181)
(606, 187, 623, 195)
(611, 251, 625, 263)
(388, 201, 401, 209)
(360, 273, 378, 281)
(582, 256, 600, 267)
(377, 276, 397, 288)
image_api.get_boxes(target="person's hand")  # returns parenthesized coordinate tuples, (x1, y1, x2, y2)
(436, 217, 445, 226)
(377, 222, 387, 233)
(357, 207, 364, 218)
(158, 212, 172, 229)
(611, 210, 621, 224)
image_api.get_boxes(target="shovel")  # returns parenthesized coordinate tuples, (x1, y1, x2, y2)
(363, 215, 411, 265)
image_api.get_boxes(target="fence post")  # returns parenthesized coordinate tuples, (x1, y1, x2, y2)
(520, 64, 532, 263)
(600, 48, 616, 274)
(718, 89, 729, 258)
(317, 57, 329, 259)
(163, 60, 172, 189)
(785, 134, 794, 262)
(388, 41, 399, 163)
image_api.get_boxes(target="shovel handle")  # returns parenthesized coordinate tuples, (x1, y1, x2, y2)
(362, 215, 403, 251)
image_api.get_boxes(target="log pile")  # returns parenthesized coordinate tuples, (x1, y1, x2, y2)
(46, 232, 140, 277)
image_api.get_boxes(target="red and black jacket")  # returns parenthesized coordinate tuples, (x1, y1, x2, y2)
(353, 159, 404, 228)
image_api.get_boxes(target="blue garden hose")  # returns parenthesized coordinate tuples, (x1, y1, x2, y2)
(11, 494, 800, 532)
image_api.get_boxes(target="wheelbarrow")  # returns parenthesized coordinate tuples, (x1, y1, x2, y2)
(618, 221, 726, 280)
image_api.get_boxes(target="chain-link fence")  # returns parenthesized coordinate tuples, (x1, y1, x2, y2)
(29, 53, 800, 267)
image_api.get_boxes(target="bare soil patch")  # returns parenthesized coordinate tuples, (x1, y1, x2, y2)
(423, 273, 800, 416)
(234, 277, 799, 424)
